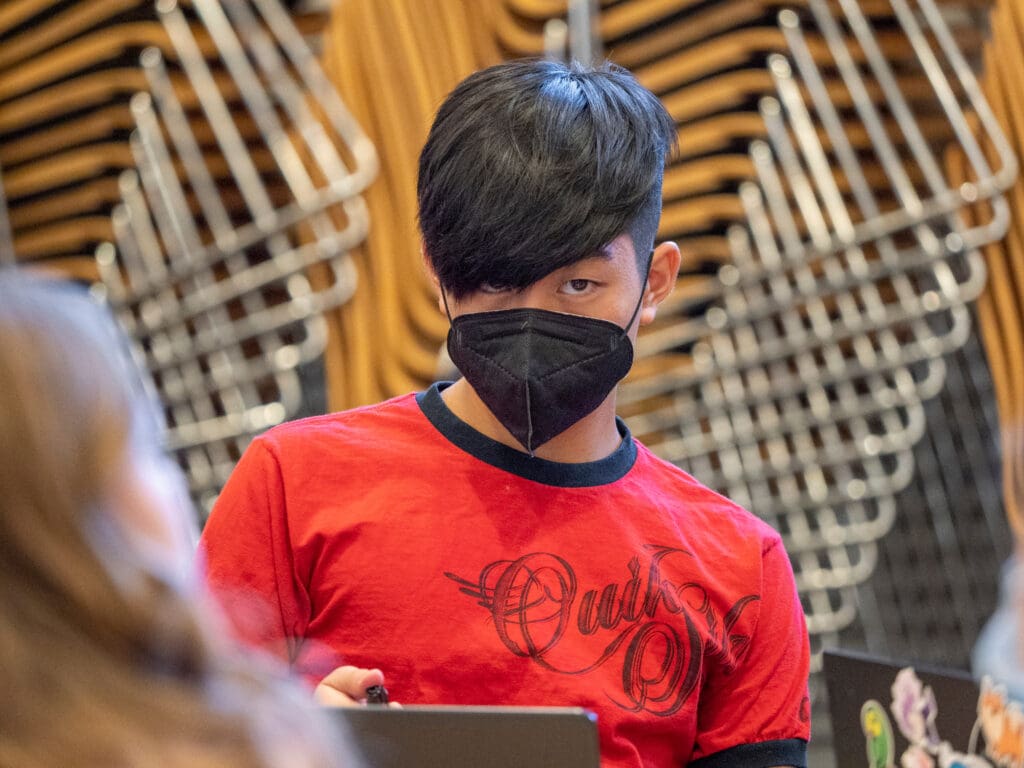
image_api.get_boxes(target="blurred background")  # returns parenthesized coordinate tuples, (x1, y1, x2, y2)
(3, 0, 1023, 763)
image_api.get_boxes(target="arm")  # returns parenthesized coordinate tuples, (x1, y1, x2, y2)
(198, 437, 311, 662)
(688, 535, 811, 768)
(199, 437, 395, 705)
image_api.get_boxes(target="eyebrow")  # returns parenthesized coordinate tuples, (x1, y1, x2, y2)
(585, 244, 615, 261)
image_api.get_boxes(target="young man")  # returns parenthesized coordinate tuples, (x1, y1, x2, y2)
(200, 59, 811, 767)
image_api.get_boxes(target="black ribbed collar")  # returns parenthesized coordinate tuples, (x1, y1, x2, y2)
(415, 382, 636, 488)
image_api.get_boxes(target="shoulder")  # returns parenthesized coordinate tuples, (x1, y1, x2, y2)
(255, 392, 424, 455)
(630, 439, 783, 553)
(212, 392, 435, 525)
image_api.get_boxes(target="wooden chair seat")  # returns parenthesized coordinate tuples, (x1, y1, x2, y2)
(0, 0, 148, 71)
(505, 0, 990, 45)
(0, 70, 143, 133)
(674, 234, 733, 265)
(0, 21, 221, 104)
(634, 26, 925, 96)
(7, 176, 121, 229)
(662, 154, 756, 200)
(623, 349, 696, 385)
(971, 0, 1024, 537)
(501, 0, 581, 22)
(661, 194, 745, 236)
(333, 0, 452, 388)
(0, 0, 82, 37)
(491, 1, 553, 57)
(660, 154, 924, 218)
(322, 0, 502, 406)
(0, 67, 240, 135)
(657, 66, 935, 127)
(0, 104, 135, 166)
(0, 100, 266, 169)
(611, 0, 784, 70)
(671, 108, 955, 166)
(292, 10, 328, 37)
(13, 215, 114, 258)
(657, 272, 719, 315)
(673, 111, 767, 159)
(2, 137, 285, 204)
(3, 143, 134, 199)
(660, 69, 775, 121)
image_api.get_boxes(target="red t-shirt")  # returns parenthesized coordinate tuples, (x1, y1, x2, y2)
(200, 383, 811, 767)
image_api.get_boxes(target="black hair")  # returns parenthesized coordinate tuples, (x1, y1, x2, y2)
(418, 58, 677, 299)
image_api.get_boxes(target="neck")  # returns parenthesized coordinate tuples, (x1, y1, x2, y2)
(440, 378, 623, 463)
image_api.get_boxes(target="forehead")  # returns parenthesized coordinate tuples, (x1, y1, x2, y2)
(544, 233, 638, 276)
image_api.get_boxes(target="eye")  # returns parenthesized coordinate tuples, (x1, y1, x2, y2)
(479, 283, 510, 294)
(560, 278, 595, 295)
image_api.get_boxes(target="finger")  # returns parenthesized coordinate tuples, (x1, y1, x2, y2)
(317, 666, 385, 700)
(313, 682, 360, 707)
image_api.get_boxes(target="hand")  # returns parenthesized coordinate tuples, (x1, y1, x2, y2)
(314, 665, 395, 707)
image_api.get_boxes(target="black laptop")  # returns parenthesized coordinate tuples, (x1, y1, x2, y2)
(823, 647, 1022, 767)
(329, 705, 600, 768)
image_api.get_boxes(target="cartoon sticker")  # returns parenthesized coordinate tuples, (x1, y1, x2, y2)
(855, 668, 1024, 767)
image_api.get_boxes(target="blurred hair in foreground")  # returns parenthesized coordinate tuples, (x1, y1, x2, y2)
(0, 269, 359, 768)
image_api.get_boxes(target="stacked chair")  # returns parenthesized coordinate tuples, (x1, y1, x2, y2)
(0, 0, 366, 514)
(620, 0, 1016, 667)
(90, 0, 377, 516)
(0, 0, 166, 280)
(319, 0, 502, 408)
(969, 0, 1024, 543)
(849, 332, 1009, 670)
(0, 0, 326, 278)
(0, 0, 376, 516)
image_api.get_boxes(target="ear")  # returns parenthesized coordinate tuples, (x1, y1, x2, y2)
(422, 248, 446, 315)
(639, 241, 680, 325)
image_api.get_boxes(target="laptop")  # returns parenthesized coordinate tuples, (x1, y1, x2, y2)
(823, 647, 1021, 767)
(329, 705, 601, 768)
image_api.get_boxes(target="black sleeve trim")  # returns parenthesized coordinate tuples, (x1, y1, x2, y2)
(688, 738, 807, 768)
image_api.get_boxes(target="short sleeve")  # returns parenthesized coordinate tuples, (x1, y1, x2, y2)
(689, 534, 811, 768)
(198, 437, 311, 663)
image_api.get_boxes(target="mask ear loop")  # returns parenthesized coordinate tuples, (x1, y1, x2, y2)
(622, 249, 655, 335)
(440, 285, 456, 325)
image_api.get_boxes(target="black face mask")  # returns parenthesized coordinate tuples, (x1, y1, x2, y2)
(443, 254, 651, 455)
